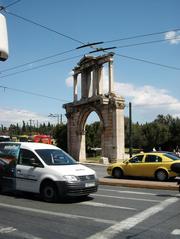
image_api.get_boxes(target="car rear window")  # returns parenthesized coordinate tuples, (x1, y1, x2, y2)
(164, 153, 180, 161)
(145, 155, 162, 163)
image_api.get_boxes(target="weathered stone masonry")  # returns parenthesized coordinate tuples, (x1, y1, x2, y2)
(63, 53, 125, 162)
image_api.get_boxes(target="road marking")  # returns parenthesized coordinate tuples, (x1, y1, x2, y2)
(172, 229, 180, 235)
(85, 196, 179, 239)
(0, 202, 117, 225)
(0, 226, 16, 233)
(99, 188, 157, 195)
(94, 194, 160, 202)
(80, 201, 136, 210)
(0, 224, 42, 239)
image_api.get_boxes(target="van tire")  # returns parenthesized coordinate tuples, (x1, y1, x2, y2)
(40, 181, 58, 202)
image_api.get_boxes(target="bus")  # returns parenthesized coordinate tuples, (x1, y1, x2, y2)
(30, 135, 52, 144)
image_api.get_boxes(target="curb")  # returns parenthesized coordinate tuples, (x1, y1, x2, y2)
(98, 178, 179, 191)
(83, 162, 179, 191)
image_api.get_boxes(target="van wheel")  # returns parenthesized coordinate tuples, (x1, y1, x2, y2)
(40, 182, 58, 202)
(155, 170, 168, 181)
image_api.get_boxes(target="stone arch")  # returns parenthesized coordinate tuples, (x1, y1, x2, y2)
(77, 106, 105, 135)
(63, 53, 125, 163)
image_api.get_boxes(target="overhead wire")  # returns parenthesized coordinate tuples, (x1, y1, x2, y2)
(104, 28, 180, 44)
(115, 36, 180, 49)
(1, 83, 180, 108)
(0, 6, 179, 75)
(4, 10, 84, 45)
(0, 48, 77, 74)
(0, 5, 179, 105)
(3, 0, 22, 9)
(2, 7, 180, 70)
(115, 53, 180, 71)
(1, 35, 180, 77)
(0, 54, 84, 80)
(0, 85, 68, 102)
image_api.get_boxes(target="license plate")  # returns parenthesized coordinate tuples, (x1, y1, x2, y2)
(85, 182, 95, 187)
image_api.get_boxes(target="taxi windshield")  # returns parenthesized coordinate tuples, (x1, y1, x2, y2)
(35, 149, 77, 165)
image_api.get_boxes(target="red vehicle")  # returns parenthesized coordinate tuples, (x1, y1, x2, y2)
(32, 135, 52, 144)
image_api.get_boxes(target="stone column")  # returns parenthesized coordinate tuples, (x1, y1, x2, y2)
(86, 70, 92, 98)
(108, 58, 114, 94)
(73, 74, 78, 102)
(93, 67, 98, 96)
(98, 66, 103, 95)
(81, 71, 86, 99)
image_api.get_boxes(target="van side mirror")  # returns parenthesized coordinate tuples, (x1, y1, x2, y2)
(30, 158, 39, 167)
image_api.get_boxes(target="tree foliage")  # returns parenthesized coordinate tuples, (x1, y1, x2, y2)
(1, 114, 180, 153)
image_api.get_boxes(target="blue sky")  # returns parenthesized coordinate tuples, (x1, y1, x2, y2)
(0, 0, 180, 126)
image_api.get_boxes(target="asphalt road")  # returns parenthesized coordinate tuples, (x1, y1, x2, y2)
(86, 163, 107, 178)
(0, 185, 180, 239)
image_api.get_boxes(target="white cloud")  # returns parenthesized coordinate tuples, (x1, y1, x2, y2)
(64, 67, 180, 122)
(65, 71, 73, 87)
(0, 108, 49, 126)
(115, 81, 180, 109)
(165, 31, 180, 44)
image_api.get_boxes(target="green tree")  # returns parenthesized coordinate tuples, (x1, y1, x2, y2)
(53, 124, 67, 151)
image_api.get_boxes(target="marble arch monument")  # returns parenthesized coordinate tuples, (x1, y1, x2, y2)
(63, 53, 125, 162)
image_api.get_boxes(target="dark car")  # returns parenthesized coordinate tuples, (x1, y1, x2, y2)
(0, 158, 8, 175)
(0, 158, 15, 192)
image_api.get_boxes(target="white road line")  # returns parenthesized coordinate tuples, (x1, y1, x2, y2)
(0, 224, 42, 239)
(80, 201, 136, 210)
(94, 194, 161, 202)
(0, 226, 17, 233)
(0, 203, 117, 225)
(10, 230, 43, 239)
(172, 229, 180, 235)
(99, 188, 157, 195)
(85, 196, 179, 239)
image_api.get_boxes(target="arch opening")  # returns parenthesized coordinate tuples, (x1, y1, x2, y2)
(85, 111, 102, 161)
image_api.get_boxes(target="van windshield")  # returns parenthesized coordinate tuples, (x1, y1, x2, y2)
(35, 149, 77, 165)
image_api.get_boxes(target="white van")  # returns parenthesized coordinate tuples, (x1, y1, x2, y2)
(0, 142, 98, 202)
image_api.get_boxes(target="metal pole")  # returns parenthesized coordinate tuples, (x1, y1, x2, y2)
(129, 102, 133, 158)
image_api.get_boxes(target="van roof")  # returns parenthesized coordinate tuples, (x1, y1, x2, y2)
(0, 142, 58, 150)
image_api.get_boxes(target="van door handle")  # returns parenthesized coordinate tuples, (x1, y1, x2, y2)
(17, 170, 21, 173)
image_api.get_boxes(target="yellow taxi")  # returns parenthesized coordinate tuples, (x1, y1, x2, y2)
(107, 152, 180, 181)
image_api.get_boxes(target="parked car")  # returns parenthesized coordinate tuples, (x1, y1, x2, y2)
(107, 152, 180, 181)
(0, 142, 98, 202)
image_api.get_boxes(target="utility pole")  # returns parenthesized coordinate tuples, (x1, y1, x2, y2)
(129, 102, 133, 158)
(48, 113, 62, 125)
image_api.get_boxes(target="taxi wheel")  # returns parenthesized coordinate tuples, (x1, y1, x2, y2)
(40, 182, 58, 202)
(155, 170, 168, 181)
(113, 168, 123, 179)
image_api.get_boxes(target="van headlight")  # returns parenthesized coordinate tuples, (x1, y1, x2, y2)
(63, 175, 79, 182)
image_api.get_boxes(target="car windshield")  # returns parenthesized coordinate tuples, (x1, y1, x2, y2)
(164, 153, 180, 161)
(35, 149, 77, 165)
